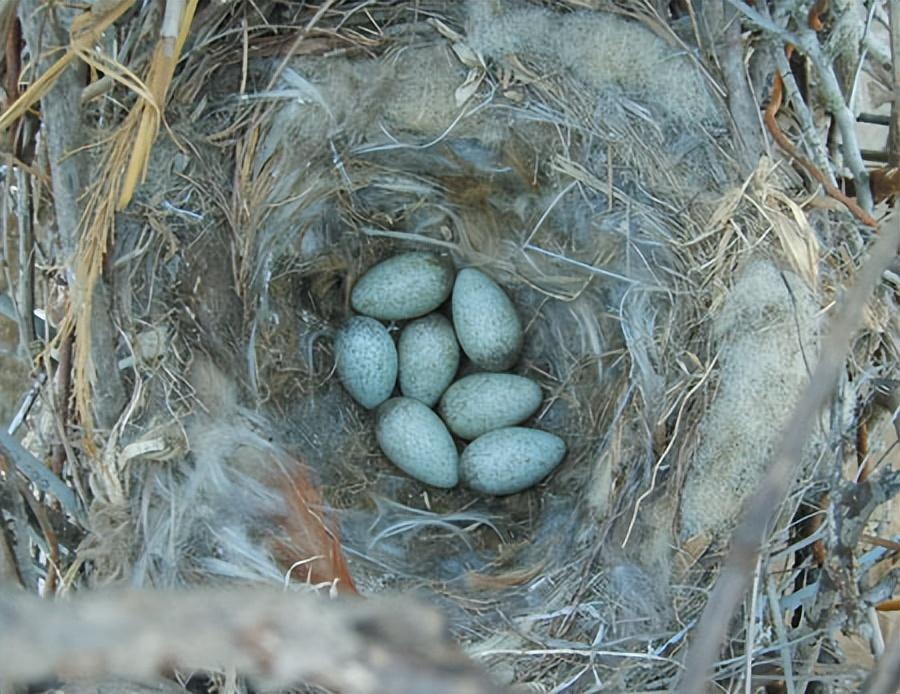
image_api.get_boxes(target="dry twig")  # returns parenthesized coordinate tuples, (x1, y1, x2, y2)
(889, 0, 900, 168)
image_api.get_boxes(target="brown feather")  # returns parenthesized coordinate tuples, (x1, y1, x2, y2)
(268, 461, 358, 596)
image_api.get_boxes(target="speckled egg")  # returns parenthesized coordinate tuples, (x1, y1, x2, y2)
(398, 314, 460, 407)
(334, 316, 397, 409)
(351, 252, 455, 321)
(439, 373, 542, 440)
(375, 397, 459, 488)
(451, 268, 523, 370)
(460, 427, 566, 495)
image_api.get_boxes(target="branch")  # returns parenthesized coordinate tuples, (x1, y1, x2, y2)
(772, 44, 836, 187)
(678, 213, 900, 692)
(764, 64, 878, 227)
(0, 588, 500, 694)
(803, 37, 875, 213)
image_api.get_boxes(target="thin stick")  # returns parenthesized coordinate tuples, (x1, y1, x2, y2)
(764, 68, 878, 228)
(766, 571, 796, 694)
(678, 214, 900, 692)
(6, 370, 45, 436)
(861, 534, 900, 552)
(772, 45, 835, 187)
(889, 1, 900, 168)
(744, 556, 762, 694)
(14, 164, 34, 355)
(17, 477, 60, 594)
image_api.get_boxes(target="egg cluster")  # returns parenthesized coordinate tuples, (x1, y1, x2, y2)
(334, 252, 566, 495)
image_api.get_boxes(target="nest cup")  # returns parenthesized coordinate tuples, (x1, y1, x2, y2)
(133, 3, 725, 686)
(219, 4, 727, 683)
(96, 1, 888, 690)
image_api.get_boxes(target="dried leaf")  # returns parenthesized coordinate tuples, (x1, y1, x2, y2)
(427, 16, 464, 42)
(451, 41, 483, 69)
(455, 68, 484, 107)
(767, 190, 820, 286)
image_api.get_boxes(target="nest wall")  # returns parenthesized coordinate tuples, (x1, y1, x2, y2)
(62, 1, 896, 690)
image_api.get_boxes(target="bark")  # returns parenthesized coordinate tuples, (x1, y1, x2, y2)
(89, 281, 126, 430)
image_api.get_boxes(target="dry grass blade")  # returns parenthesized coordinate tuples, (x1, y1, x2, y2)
(52, 0, 194, 454)
(117, 0, 199, 209)
(0, 0, 135, 132)
(679, 214, 900, 692)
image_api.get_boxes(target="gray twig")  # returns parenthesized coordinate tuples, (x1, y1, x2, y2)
(6, 370, 46, 437)
(702, 0, 767, 171)
(773, 46, 837, 187)
(0, 429, 82, 522)
(0, 588, 500, 694)
(678, 214, 900, 692)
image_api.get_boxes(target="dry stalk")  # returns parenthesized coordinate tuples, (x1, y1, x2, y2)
(0, 2, 135, 133)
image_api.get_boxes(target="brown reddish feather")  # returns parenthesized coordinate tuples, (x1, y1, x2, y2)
(268, 463, 358, 596)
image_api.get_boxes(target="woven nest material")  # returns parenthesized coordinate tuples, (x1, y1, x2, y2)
(2, 1, 899, 693)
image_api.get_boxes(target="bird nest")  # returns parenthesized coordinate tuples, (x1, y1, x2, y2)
(2, 1, 899, 692)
